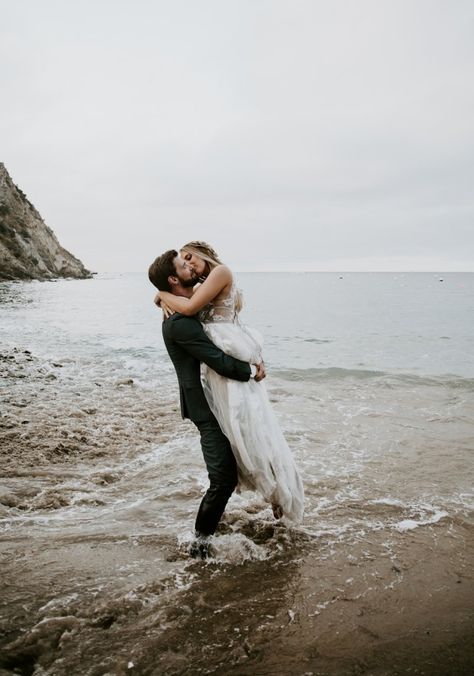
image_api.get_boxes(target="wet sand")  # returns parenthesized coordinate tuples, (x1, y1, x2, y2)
(0, 348, 182, 476)
(2, 520, 473, 675)
(1, 348, 473, 675)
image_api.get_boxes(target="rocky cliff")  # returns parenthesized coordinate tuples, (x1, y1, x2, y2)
(0, 163, 92, 281)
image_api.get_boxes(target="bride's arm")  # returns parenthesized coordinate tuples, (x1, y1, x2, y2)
(157, 265, 232, 316)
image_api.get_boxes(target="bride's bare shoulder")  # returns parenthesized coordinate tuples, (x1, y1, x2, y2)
(208, 264, 233, 282)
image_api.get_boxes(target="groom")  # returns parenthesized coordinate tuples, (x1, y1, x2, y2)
(148, 250, 264, 558)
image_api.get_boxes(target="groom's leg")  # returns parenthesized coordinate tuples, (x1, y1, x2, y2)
(194, 419, 237, 536)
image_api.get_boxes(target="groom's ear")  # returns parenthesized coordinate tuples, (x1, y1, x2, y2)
(168, 275, 179, 288)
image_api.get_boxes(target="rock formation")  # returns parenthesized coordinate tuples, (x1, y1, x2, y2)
(0, 163, 92, 281)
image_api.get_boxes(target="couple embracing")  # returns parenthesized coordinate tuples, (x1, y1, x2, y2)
(148, 241, 304, 558)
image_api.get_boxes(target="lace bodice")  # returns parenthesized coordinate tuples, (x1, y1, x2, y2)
(199, 284, 240, 323)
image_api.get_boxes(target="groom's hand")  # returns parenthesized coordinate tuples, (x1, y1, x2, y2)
(254, 361, 266, 381)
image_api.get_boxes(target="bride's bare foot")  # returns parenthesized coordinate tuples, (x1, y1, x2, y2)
(272, 503, 283, 519)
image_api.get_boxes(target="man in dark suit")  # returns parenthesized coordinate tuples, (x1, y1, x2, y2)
(148, 250, 264, 558)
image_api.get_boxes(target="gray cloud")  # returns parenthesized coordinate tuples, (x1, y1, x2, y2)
(1, 0, 473, 271)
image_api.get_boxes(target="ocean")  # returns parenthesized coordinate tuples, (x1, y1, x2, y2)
(1, 271, 473, 674)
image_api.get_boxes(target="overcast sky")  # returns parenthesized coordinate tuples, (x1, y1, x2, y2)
(1, 0, 473, 272)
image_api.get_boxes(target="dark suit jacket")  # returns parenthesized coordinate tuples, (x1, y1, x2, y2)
(162, 313, 251, 423)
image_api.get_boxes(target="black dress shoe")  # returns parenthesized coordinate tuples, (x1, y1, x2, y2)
(189, 536, 214, 560)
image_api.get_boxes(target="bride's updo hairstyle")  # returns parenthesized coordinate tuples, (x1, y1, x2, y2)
(181, 240, 243, 313)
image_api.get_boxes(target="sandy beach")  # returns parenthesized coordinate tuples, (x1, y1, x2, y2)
(1, 346, 473, 675)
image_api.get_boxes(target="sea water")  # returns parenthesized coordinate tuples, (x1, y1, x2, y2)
(0, 271, 473, 673)
(1, 271, 473, 535)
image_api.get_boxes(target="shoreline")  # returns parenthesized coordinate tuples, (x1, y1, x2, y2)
(1, 347, 473, 674)
(0, 347, 182, 477)
(1, 519, 472, 674)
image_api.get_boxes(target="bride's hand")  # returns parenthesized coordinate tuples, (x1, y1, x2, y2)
(154, 292, 174, 319)
(161, 300, 175, 319)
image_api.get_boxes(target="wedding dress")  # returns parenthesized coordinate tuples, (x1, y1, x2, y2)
(199, 284, 304, 524)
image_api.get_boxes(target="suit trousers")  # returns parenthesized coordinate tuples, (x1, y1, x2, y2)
(194, 419, 238, 536)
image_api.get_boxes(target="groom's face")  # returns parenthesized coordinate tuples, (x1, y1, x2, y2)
(172, 255, 199, 288)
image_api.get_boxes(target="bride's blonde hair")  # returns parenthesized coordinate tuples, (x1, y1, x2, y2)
(181, 240, 243, 313)
(181, 241, 223, 270)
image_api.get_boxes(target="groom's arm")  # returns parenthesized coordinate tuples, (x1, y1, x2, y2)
(169, 315, 252, 382)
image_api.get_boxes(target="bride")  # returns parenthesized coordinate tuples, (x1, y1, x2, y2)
(155, 241, 304, 524)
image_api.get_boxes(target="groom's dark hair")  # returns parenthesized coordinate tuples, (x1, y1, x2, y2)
(148, 250, 178, 291)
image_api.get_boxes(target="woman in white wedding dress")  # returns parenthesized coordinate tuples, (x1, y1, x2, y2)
(156, 241, 304, 525)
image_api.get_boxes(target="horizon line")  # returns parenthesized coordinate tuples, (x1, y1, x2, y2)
(96, 269, 474, 275)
